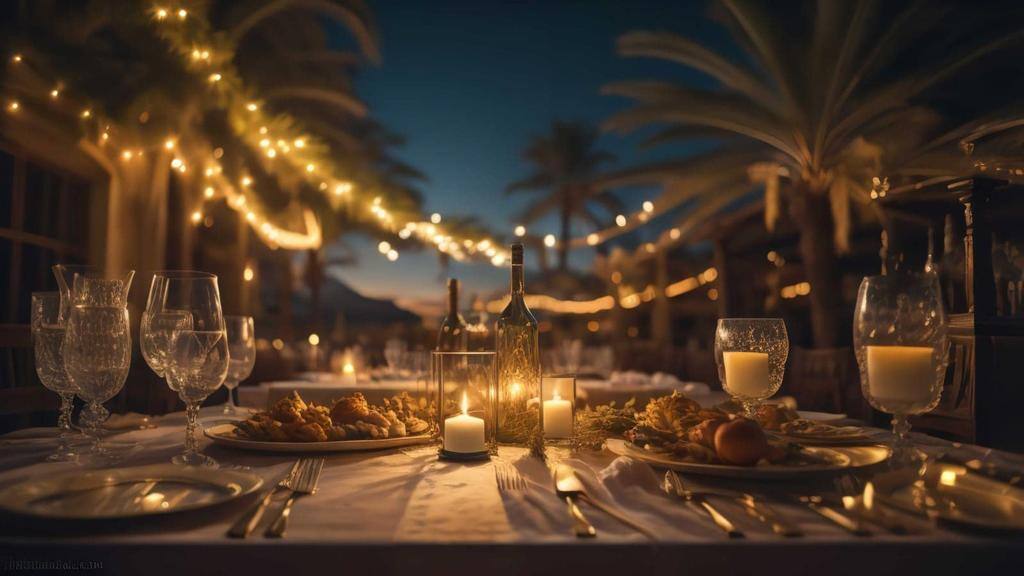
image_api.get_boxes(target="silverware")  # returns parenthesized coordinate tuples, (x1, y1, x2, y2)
(554, 464, 658, 540)
(839, 478, 910, 534)
(797, 492, 871, 536)
(936, 451, 1022, 487)
(663, 471, 744, 538)
(552, 464, 596, 538)
(264, 458, 324, 538)
(737, 493, 803, 537)
(496, 462, 527, 492)
(228, 460, 300, 538)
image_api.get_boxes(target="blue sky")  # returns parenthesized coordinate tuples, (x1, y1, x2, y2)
(332, 0, 729, 316)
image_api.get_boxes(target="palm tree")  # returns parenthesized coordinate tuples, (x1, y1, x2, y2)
(507, 120, 620, 272)
(602, 0, 1024, 347)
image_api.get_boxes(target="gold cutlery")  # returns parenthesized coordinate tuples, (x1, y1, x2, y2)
(228, 460, 300, 538)
(663, 471, 744, 538)
(554, 463, 657, 540)
(495, 462, 528, 493)
(737, 493, 803, 537)
(837, 475, 910, 534)
(552, 464, 596, 538)
(797, 494, 871, 536)
(264, 458, 324, 538)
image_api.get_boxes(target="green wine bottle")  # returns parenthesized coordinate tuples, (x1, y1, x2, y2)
(495, 243, 540, 443)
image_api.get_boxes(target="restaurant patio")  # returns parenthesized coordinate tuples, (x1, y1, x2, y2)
(1, 1, 1022, 574)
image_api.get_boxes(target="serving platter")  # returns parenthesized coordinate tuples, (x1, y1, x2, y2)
(204, 423, 433, 453)
(0, 463, 262, 520)
(605, 438, 889, 479)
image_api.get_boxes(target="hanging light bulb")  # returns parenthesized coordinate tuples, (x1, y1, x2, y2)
(544, 234, 556, 247)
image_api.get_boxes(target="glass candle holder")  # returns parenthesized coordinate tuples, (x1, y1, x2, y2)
(434, 351, 496, 460)
(541, 374, 575, 443)
(714, 318, 788, 417)
(854, 272, 947, 466)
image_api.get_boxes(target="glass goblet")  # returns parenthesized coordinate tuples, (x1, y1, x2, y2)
(223, 315, 255, 416)
(854, 272, 947, 466)
(31, 292, 79, 461)
(714, 318, 789, 417)
(153, 272, 227, 467)
(62, 272, 134, 464)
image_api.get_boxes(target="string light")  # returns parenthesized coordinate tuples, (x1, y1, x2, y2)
(430, 213, 441, 224)
(386, 249, 399, 261)
(642, 200, 654, 213)
(243, 264, 255, 282)
(177, 8, 188, 20)
(6, 100, 19, 113)
(514, 225, 526, 237)
(246, 102, 258, 111)
(190, 210, 202, 224)
(615, 214, 627, 227)
(543, 234, 556, 247)
(208, 72, 222, 83)
(11, 54, 22, 64)
(204, 186, 215, 198)
(587, 233, 599, 246)
(49, 87, 60, 99)
(378, 241, 391, 254)
(155, 8, 168, 20)
(80, 109, 91, 118)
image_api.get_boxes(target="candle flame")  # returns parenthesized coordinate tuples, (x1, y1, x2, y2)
(461, 390, 469, 416)
(509, 382, 523, 398)
(940, 469, 959, 487)
(552, 390, 561, 401)
(342, 363, 354, 375)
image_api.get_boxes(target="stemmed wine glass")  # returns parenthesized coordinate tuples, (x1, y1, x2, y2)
(714, 318, 789, 417)
(146, 271, 228, 467)
(62, 270, 134, 464)
(854, 272, 948, 466)
(30, 292, 79, 461)
(222, 315, 255, 416)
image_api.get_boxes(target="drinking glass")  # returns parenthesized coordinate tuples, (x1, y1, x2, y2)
(62, 271, 134, 463)
(222, 315, 255, 415)
(151, 272, 228, 467)
(714, 318, 789, 417)
(31, 292, 79, 461)
(854, 273, 948, 465)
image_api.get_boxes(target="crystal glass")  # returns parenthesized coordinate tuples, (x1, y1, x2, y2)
(223, 315, 255, 415)
(714, 318, 789, 417)
(150, 271, 228, 467)
(434, 351, 496, 458)
(62, 271, 134, 463)
(31, 292, 79, 461)
(541, 374, 576, 443)
(854, 273, 948, 465)
(384, 338, 407, 375)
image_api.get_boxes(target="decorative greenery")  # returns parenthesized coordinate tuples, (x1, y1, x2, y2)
(570, 398, 637, 452)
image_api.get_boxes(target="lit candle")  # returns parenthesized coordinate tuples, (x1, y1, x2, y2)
(444, 391, 485, 453)
(722, 351, 770, 397)
(543, 390, 573, 439)
(866, 345, 934, 410)
(340, 362, 356, 386)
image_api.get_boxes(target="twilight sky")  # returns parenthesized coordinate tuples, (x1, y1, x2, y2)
(332, 0, 728, 317)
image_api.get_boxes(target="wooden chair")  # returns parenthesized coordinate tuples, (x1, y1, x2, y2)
(0, 323, 57, 432)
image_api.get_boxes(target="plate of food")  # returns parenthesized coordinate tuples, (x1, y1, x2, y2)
(602, 393, 888, 478)
(204, 391, 434, 453)
(0, 464, 262, 519)
(735, 402, 873, 445)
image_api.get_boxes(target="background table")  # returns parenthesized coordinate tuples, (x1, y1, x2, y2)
(1, 407, 1021, 576)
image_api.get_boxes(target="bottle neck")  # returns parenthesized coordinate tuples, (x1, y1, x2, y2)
(510, 264, 524, 296)
(448, 285, 459, 316)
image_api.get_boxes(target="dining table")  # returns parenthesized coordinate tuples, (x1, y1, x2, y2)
(0, 405, 1021, 576)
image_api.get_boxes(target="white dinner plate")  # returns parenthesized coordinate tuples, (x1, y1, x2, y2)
(797, 410, 847, 422)
(204, 423, 433, 453)
(605, 438, 889, 479)
(0, 463, 262, 520)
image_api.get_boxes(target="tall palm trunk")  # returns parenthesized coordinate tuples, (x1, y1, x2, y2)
(789, 186, 844, 348)
(558, 186, 572, 272)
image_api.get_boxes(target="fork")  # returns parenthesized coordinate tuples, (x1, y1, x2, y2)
(264, 458, 324, 538)
(664, 471, 744, 538)
(228, 460, 300, 538)
(495, 462, 528, 492)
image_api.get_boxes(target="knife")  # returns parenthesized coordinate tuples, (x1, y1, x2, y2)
(664, 471, 744, 538)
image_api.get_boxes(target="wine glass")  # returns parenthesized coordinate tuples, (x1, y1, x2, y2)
(222, 315, 255, 416)
(854, 273, 948, 466)
(714, 318, 789, 417)
(151, 272, 228, 467)
(30, 292, 79, 461)
(62, 271, 134, 464)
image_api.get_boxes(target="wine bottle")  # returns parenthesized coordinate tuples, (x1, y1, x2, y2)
(495, 243, 540, 443)
(436, 278, 468, 351)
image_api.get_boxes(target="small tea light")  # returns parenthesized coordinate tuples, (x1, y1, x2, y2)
(541, 375, 576, 442)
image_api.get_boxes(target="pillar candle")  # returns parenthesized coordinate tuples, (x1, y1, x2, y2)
(543, 392, 573, 439)
(444, 392, 485, 453)
(723, 351, 769, 397)
(866, 345, 934, 409)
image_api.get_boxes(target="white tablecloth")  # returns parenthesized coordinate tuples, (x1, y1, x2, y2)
(0, 407, 1021, 575)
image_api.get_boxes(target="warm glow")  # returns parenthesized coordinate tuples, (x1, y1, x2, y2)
(246, 102, 258, 111)
(294, 138, 305, 148)
(940, 469, 959, 487)
(6, 100, 19, 113)
(378, 241, 391, 254)
(387, 249, 399, 261)
(587, 233, 600, 246)
(342, 362, 355, 375)
(49, 88, 60, 99)
(241, 176, 252, 187)
(460, 390, 469, 416)
(11, 54, 23, 64)
(305, 163, 315, 173)
(155, 8, 168, 20)
(642, 200, 654, 213)
(203, 186, 215, 198)
(243, 264, 255, 282)
(644, 243, 656, 254)
(615, 214, 627, 227)
(208, 73, 222, 83)
(508, 382, 523, 398)
(308, 333, 320, 346)
(334, 182, 352, 195)
(190, 211, 202, 224)
(610, 271, 622, 284)
(271, 338, 284, 351)
(81, 109, 92, 118)
(430, 213, 441, 224)
(669, 227, 681, 240)
(514, 225, 526, 237)
(177, 8, 187, 19)
(587, 320, 599, 332)
(544, 234, 556, 247)
(491, 253, 505, 266)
